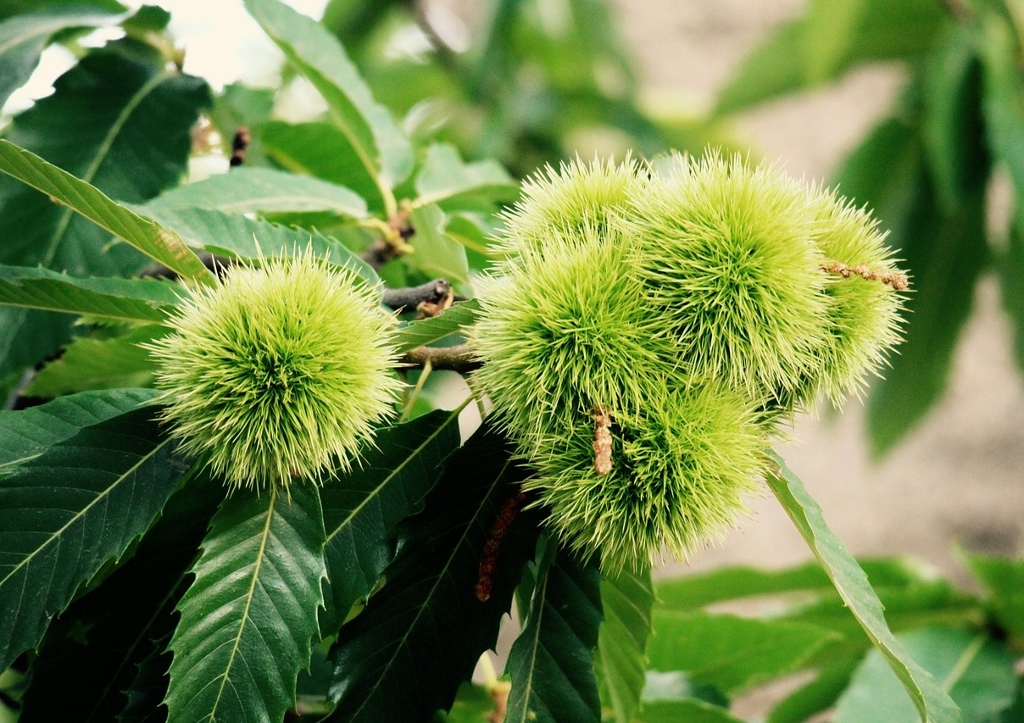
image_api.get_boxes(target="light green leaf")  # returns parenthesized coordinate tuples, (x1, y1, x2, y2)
(259, 120, 385, 214)
(145, 167, 367, 218)
(135, 204, 380, 288)
(834, 629, 1016, 723)
(962, 553, 1024, 644)
(0, 406, 184, 671)
(0, 387, 157, 474)
(0, 0, 124, 23)
(0, 6, 125, 108)
(596, 565, 653, 723)
(804, 0, 867, 84)
(414, 144, 518, 210)
(26, 325, 167, 398)
(243, 0, 412, 209)
(318, 409, 461, 635)
(714, 0, 943, 116)
(713, 18, 805, 117)
(655, 557, 937, 611)
(0, 264, 180, 321)
(637, 699, 743, 723)
(647, 611, 840, 694)
(393, 300, 479, 353)
(165, 483, 326, 723)
(767, 453, 961, 723)
(0, 140, 214, 286)
(506, 544, 603, 723)
(409, 204, 470, 284)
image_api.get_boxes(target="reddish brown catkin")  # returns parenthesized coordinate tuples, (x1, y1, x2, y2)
(476, 489, 527, 602)
(593, 406, 613, 476)
(229, 125, 251, 167)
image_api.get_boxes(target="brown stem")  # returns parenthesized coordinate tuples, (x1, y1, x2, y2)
(400, 344, 480, 373)
(382, 279, 454, 315)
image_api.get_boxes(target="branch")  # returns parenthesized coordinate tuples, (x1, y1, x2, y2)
(382, 279, 455, 316)
(821, 261, 909, 291)
(400, 344, 480, 373)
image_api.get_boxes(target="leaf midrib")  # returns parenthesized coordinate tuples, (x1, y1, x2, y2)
(509, 563, 549, 723)
(0, 436, 172, 589)
(208, 485, 278, 719)
(0, 15, 99, 56)
(325, 408, 460, 545)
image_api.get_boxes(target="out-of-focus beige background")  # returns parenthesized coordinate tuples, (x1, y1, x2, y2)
(611, 0, 1024, 582)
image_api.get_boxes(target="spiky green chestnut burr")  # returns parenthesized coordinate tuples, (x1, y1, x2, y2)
(526, 383, 765, 573)
(805, 187, 907, 404)
(472, 223, 678, 444)
(627, 153, 831, 400)
(496, 155, 643, 257)
(148, 249, 401, 490)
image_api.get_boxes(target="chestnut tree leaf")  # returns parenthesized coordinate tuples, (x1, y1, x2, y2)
(767, 452, 961, 723)
(165, 483, 327, 723)
(0, 406, 185, 671)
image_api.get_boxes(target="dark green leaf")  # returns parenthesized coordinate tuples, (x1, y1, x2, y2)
(259, 120, 386, 214)
(962, 553, 1024, 644)
(0, 141, 214, 286)
(0, 406, 185, 671)
(393, 300, 479, 353)
(866, 169, 987, 455)
(833, 116, 987, 455)
(409, 204, 470, 285)
(120, 639, 172, 723)
(0, 47, 210, 375)
(646, 611, 840, 695)
(0, 264, 180, 322)
(923, 23, 989, 209)
(834, 629, 1015, 723)
(0, 7, 124, 108)
(326, 423, 541, 721)
(766, 453, 961, 723)
(0, 387, 157, 474)
(596, 565, 652, 723)
(319, 409, 462, 635)
(19, 466, 223, 723)
(26, 325, 167, 398)
(414, 144, 518, 211)
(165, 483, 326, 723)
(243, 0, 412, 207)
(768, 662, 859, 723)
(506, 544, 603, 723)
(637, 699, 743, 723)
(980, 11, 1024, 228)
(135, 204, 380, 287)
(145, 167, 367, 218)
(1002, 221, 1024, 373)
